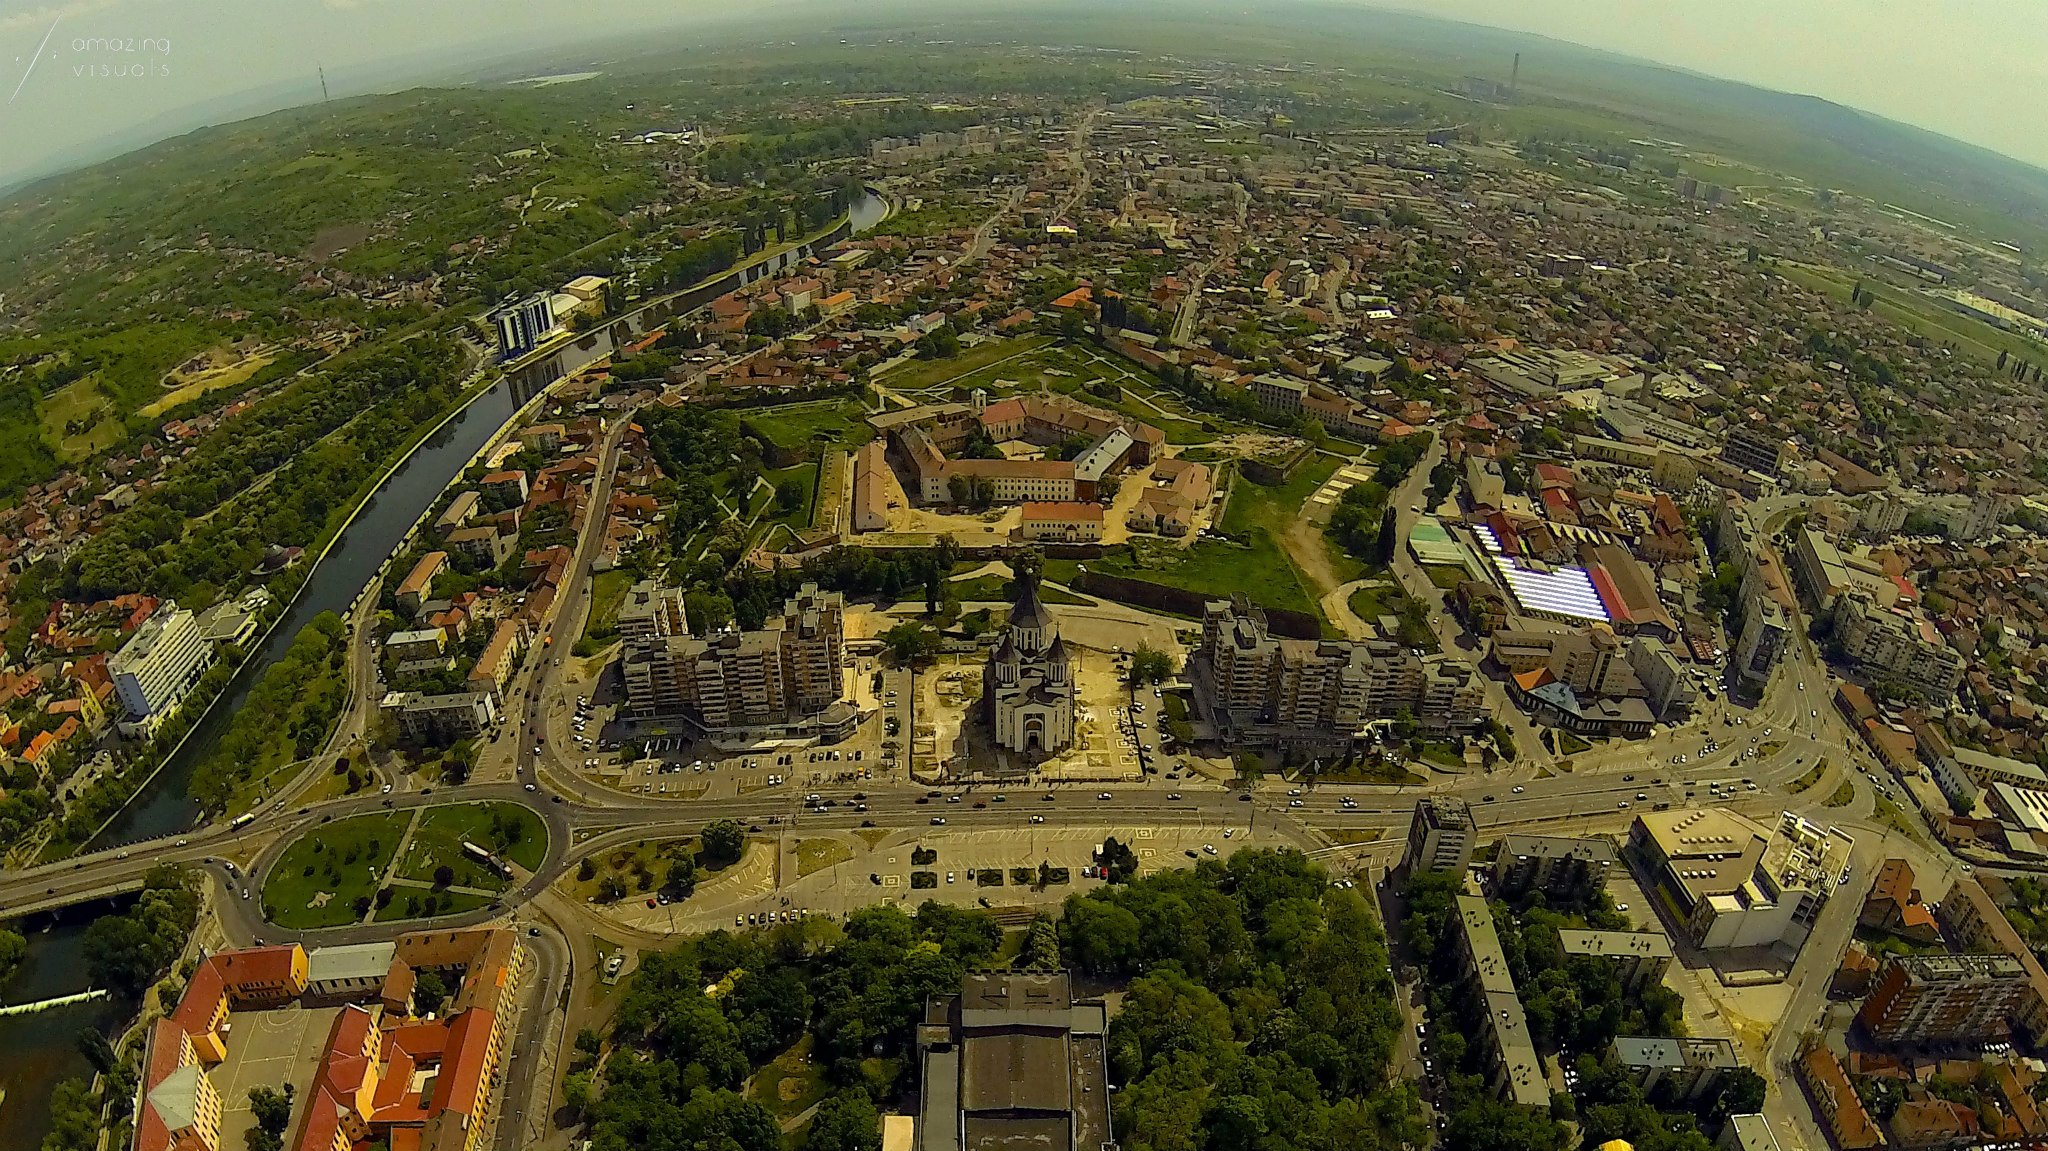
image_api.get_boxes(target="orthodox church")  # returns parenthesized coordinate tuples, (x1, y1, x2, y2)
(985, 570, 1076, 756)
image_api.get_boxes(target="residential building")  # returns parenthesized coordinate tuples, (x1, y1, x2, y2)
(1800, 1042, 1882, 1149)
(1449, 895, 1550, 1109)
(1859, 954, 2032, 1046)
(435, 491, 481, 535)
(1733, 596, 1788, 688)
(1789, 525, 1897, 611)
(1627, 636, 1699, 720)
(1835, 593, 1966, 699)
(614, 579, 688, 645)
(913, 972, 1110, 1151)
(1018, 501, 1104, 543)
(111, 604, 215, 730)
(986, 574, 1076, 756)
(622, 583, 849, 734)
(1628, 809, 1850, 954)
(466, 619, 522, 704)
(446, 525, 512, 569)
(1720, 427, 1786, 477)
(1199, 597, 1486, 742)
(1402, 797, 1476, 876)
(382, 690, 500, 743)
(1936, 877, 2048, 1034)
(1558, 929, 1674, 994)
(1492, 835, 1616, 902)
(490, 292, 555, 358)
(1611, 1036, 1741, 1103)
(1889, 1098, 1981, 1149)
(1859, 859, 1940, 944)
(396, 552, 448, 618)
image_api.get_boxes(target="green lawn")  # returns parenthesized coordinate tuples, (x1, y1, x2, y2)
(1347, 583, 1402, 627)
(1774, 261, 2045, 368)
(874, 334, 1055, 392)
(375, 888, 496, 923)
(262, 812, 410, 929)
(582, 569, 634, 643)
(951, 573, 1091, 605)
(746, 1034, 830, 1135)
(1088, 530, 1319, 616)
(405, 801, 549, 876)
(743, 399, 875, 454)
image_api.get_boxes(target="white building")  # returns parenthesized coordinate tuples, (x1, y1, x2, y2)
(985, 573, 1075, 756)
(1629, 809, 1851, 955)
(111, 605, 215, 733)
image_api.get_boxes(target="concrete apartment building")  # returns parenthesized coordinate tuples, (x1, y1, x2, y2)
(1612, 1036, 1742, 1104)
(111, 603, 215, 732)
(1628, 809, 1851, 955)
(1626, 636, 1699, 721)
(1199, 597, 1485, 743)
(1789, 525, 1899, 612)
(383, 690, 501, 743)
(1720, 426, 1786, 477)
(1935, 878, 2048, 1034)
(1559, 929, 1674, 994)
(615, 579, 689, 645)
(1733, 596, 1789, 689)
(1402, 797, 1477, 876)
(913, 973, 1110, 1151)
(1492, 835, 1617, 903)
(1859, 954, 2033, 1046)
(1835, 593, 1966, 699)
(623, 583, 852, 737)
(1450, 895, 1550, 1110)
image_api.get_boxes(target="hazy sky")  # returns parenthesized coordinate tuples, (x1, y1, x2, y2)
(1368, 0, 2048, 169)
(1, 0, 2044, 189)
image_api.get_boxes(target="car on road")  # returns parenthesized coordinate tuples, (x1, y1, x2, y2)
(1167, 792, 1182, 801)
(1481, 794, 1495, 802)
(1030, 815, 1045, 824)
(1617, 800, 1630, 809)
(1511, 785, 1524, 794)
(1635, 793, 1647, 801)
(381, 783, 392, 794)
(1288, 799, 1303, 808)
(1098, 792, 1113, 800)
(1287, 788, 1302, 796)
(931, 816, 947, 825)
(525, 783, 536, 792)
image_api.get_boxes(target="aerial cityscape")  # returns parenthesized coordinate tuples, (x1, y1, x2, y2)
(8, 5, 2048, 1151)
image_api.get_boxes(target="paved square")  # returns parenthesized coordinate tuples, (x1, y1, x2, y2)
(209, 1004, 343, 1151)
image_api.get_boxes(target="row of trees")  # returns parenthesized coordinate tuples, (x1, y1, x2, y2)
(187, 611, 348, 813)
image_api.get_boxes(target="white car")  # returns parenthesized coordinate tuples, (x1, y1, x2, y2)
(1511, 785, 1524, 794)
(1098, 792, 1113, 800)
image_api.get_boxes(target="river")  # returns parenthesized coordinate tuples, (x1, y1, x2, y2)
(0, 903, 132, 1151)
(4, 192, 889, 1144)
(89, 186, 887, 847)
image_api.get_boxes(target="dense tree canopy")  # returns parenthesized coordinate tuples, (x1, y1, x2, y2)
(1059, 850, 1424, 1151)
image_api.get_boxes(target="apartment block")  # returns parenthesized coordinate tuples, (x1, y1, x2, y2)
(1835, 593, 1966, 699)
(1492, 835, 1616, 902)
(1559, 929, 1674, 994)
(111, 604, 215, 729)
(1199, 597, 1484, 741)
(623, 582, 849, 734)
(1612, 1036, 1741, 1103)
(1403, 797, 1476, 876)
(1450, 895, 1550, 1109)
(1859, 954, 2032, 1046)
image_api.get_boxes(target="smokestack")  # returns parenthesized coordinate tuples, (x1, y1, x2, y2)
(1509, 53, 1520, 102)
